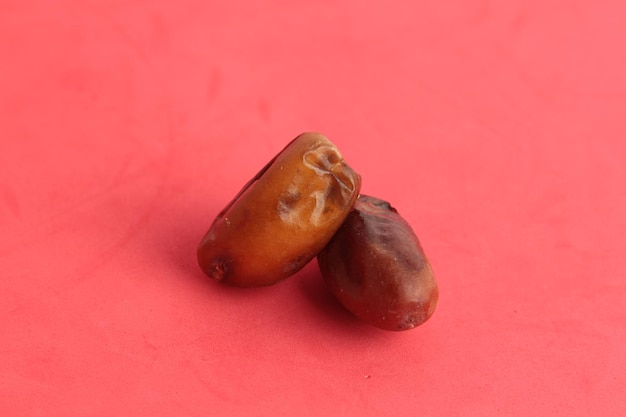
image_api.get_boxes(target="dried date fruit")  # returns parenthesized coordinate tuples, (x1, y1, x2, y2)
(317, 195, 438, 331)
(197, 132, 361, 287)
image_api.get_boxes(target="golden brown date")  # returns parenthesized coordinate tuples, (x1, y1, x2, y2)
(317, 195, 438, 331)
(197, 133, 361, 287)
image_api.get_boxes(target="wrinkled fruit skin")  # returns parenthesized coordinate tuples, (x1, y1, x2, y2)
(317, 195, 438, 331)
(198, 132, 361, 287)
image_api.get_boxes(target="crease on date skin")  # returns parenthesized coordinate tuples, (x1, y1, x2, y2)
(302, 147, 356, 196)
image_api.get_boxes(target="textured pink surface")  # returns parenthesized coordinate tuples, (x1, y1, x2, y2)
(2, 0, 625, 415)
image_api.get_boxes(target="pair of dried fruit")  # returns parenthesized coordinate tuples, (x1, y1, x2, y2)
(197, 133, 438, 331)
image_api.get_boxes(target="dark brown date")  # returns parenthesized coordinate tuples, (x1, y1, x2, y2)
(317, 195, 438, 331)
(197, 133, 361, 287)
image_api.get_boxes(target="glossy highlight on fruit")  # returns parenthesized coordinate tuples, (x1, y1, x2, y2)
(317, 195, 438, 331)
(197, 132, 361, 287)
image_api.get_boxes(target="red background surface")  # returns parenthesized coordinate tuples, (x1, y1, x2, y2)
(2, 0, 625, 415)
